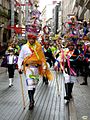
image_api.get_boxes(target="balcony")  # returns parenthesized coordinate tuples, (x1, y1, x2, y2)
(78, 0, 84, 7)
(78, 0, 90, 20)
(78, 0, 90, 9)
(8, 10, 19, 24)
(78, 6, 87, 20)
(85, 0, 90, 9)
(0, 4, 9, 18)
(0, 4, 3, 11)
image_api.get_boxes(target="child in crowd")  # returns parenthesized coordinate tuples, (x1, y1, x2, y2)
(7, 48, 17, 87)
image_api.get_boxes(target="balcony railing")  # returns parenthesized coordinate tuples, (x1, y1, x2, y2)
(0, 4, 9, 18)
(85, 0, 90, 9)
(78, 0, 84, 7)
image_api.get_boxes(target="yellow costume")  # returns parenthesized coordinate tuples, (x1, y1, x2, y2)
(23, 41, 53, 80)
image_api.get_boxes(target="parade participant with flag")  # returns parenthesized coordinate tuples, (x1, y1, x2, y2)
(54, 41, 77, 101)
(64, 42, 77, 101)
(18, 33, 53, 110)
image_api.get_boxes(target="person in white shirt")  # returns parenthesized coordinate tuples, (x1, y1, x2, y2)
(18, 34, 41, 110)
(17, 33, 52, 110)
(7, 48, 17, 87)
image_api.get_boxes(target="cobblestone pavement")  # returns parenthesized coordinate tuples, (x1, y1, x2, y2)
(0, 67, 90, 120)
(0, 71, 68, 120)
(73, 76, 90, 120)
(0, 58, 7, 74)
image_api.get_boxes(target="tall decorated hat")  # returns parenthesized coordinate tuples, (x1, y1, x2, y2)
(26, 5, 41, 38)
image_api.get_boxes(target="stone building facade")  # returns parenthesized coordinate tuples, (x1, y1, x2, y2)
(0, 0, 10, 47)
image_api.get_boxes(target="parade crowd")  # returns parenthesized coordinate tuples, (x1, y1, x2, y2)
(1, 16, 90, 110)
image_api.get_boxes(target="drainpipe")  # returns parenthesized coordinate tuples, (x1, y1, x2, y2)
(11, 0, 14, 36)
(0, 24, 4, 46)
(25, 0, 29, 40)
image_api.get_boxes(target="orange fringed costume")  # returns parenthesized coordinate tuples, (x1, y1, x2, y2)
(23, 41, 53, 80)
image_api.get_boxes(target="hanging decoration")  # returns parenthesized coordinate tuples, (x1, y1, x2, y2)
(16, 3, 32, 6)
(7, 4, 42, 35)
(7, 25, 23, 34)
(15, 0, 32, 6)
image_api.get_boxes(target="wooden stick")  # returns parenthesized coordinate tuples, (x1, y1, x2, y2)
(56, 71, 60, 96)
(20, 74, 25, 109)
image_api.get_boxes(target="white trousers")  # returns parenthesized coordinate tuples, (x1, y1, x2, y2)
(25, 66, 39, 90)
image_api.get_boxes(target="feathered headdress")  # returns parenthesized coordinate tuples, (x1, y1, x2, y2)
(26, 8, 41, 38)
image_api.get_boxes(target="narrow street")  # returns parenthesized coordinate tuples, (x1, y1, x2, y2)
(0, 68, 90, 120)
(0, 0, 90, 120)
(0, 69, 78, 120)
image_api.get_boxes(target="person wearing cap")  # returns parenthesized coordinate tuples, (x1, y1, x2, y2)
(18, 33, 53, 110)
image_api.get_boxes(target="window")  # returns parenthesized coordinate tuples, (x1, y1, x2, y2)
(0, 0, 2, 5)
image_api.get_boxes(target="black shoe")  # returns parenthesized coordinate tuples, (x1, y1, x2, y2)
(43, 76, 48, 85)
(45, 81, 48, 85)
(43, 76, 46, 83)
(32, 100, 35, 105)
(64, 96, 70, 101)
(69, 95, 73, 99)
(45, 77, 48, 85)
(80, 82, 87, 85)
(29, 102, 34, 110)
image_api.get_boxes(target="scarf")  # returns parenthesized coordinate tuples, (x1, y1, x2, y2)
(23, 41, 53, 80)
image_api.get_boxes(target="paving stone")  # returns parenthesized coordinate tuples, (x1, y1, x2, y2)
(0, 70, 79, 120)
(73, 77, 90, 120)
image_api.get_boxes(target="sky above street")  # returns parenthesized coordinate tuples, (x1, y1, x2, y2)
(39, 0, 61, 12)
(39, 0, 54, 11)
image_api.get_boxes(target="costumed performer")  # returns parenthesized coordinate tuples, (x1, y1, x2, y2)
(18, 33, 53, 110)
